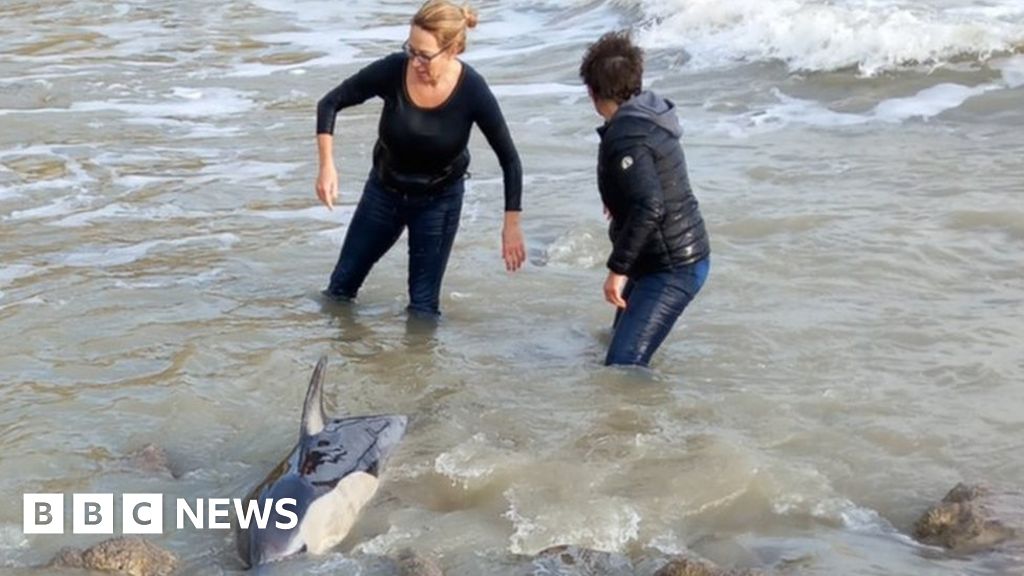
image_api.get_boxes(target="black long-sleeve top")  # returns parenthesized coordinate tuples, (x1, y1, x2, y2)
(317, 53, 522, 211)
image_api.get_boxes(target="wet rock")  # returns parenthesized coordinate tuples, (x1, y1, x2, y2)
(532, 545, 634, 576)
(913, 483, 1022, 553)
(122, 444, 177, 479)
(654, 557, 762, 576)
(49, 536, 177, 576)
(394, 548, 444, 576)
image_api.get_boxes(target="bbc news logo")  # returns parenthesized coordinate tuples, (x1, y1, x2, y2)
(23, 494, 298, 535)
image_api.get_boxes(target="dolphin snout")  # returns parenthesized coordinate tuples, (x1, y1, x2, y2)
(376, 415, 409, 462)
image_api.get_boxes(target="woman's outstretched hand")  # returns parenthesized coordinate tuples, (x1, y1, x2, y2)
(502, 211, 526, 272)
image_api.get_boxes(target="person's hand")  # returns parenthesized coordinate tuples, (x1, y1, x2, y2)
(604, 271, 627, 308)
(502, 212, 526, 272)
(316, 164, 339, 210)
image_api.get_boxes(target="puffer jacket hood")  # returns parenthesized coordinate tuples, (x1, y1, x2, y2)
(611, 91, 683, 139)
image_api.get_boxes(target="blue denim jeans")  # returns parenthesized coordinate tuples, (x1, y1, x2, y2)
(324, 174, 464, 316)
(605, 257, 710, 367)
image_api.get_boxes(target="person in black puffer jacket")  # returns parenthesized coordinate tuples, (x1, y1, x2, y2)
(580, 31, 711, 367)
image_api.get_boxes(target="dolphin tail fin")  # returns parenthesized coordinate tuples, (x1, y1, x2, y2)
(301, 355, 328, 438)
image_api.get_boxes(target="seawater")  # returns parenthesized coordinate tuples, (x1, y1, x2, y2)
(1, 0, 1022, 574)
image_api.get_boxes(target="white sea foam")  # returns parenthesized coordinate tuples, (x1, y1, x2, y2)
(52, 202, 201, 227)
(0, 144, 64, 160)
(0, 264, 39, 287)
(329, 25, 410, 43)
(257, 30, 354, 50)
(715, 80, 1002, 136)
(226, 53, 352, 78)
(543, 226, 605, 269)
(872, 82, 1000, 121)
(351, 524, 422, 556)
(81, 20, 182, 57)
(6, 193, 92, 222)
(249, 205, 349, 223)
(198, 160, 297, 184)
(113, 268, 224, 290)
(434, 432, 498, 487)
(250, 0, 412, 26)
(250, 0, 613, 66)
(833, 501, 894, 534)
(797, 495, 904, 538)
(768, 466, 896, 537)
(71, 87, 256, 119)
(226, 31, 361, 77)
(0, 107, 48, 117)
(489, 83, 584, 98)
(302, 204, 355, 240)
(58, 233, 239, 268)
(0, 524, 27, 548)
(119, 117, 244, 137)
(994, 54, 1024, 88)
(504, 487, 642, 555)
(303, 554, 362, 575)
(0, 295, 47, 312)
(626, 0, 1024, 74)
(648, 530, 688, 555)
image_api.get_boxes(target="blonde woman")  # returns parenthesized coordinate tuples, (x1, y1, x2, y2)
(316, 1, 525, 317)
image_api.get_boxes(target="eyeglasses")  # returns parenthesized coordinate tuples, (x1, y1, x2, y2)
(402, 40, 450, 64)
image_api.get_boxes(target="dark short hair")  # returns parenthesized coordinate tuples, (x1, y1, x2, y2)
(579, 31, 644, 104)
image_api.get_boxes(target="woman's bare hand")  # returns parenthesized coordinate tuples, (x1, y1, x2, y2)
(316, 164, 339, 210)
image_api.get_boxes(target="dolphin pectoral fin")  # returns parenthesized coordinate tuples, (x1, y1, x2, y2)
(241, 474, 315, 568)
(236, 523, 252, 569)
(301, 356, 329, 438)
(235, 445, 302, 568)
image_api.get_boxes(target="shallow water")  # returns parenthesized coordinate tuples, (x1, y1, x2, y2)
(1, 1, 1023, 574)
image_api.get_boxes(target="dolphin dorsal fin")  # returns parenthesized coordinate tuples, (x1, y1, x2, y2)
(301, 355, 329, 438)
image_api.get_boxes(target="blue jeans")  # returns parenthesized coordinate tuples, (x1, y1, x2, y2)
(605, 257, 710, 367)
(324, 174, 464, 316)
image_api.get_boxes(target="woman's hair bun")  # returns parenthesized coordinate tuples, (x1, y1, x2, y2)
(461, 5, 479, 29)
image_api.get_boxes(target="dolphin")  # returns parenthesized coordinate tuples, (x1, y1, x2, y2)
(236, 355, 407, 569)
